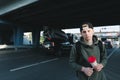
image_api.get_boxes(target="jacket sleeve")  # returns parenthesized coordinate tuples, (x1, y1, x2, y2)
(69, 44, 82, 71)
(100, 44, 108, 67)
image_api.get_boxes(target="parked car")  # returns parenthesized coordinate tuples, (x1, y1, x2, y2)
(113, 41, 119, 48)
(104, 41, 113, 49)
(42, 29, 69, 56)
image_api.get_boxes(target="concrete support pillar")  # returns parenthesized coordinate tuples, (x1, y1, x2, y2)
(13, 27, 23, 45)
(32, 29, 40, 46)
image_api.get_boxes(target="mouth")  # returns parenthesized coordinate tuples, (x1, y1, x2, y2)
(86, 36, 89, 38)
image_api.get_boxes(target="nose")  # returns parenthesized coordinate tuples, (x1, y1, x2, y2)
(85, 31, 89, 35)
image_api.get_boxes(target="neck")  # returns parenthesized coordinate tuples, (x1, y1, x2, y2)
(84, 39, 93, 45)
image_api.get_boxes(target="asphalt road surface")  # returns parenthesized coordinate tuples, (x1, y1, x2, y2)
(0, 48, 119, 80)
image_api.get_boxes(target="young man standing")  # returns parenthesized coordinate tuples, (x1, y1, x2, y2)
(69, 22, 107, 80)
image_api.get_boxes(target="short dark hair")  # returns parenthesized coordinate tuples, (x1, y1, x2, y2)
(80, 22, 93, 32)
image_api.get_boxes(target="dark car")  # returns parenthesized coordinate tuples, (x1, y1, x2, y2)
(104, 41, 113, 49)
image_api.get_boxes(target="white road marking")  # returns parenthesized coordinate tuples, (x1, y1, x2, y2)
(107, 48, 118, 59)
(10, 58, 59, 72)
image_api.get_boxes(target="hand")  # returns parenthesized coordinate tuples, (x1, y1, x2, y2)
(81, 67, 93, 76)
(93, 64, 103, 72)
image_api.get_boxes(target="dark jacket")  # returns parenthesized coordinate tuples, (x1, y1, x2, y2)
(69, 35, 107, 80)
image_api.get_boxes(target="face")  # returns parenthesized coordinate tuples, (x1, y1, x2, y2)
(81, 24, 94, 41)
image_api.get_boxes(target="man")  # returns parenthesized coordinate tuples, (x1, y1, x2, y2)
(69, 22, 107, 80)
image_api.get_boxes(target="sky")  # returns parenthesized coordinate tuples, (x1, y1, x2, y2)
(62, 25, 120, 33)
(62, 28, 80, 33)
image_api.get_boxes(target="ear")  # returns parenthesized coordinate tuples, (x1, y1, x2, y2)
(92, 29, 94, 34)
(80, 32, 82, 36)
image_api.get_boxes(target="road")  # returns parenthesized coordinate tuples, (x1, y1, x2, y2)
(0, 48, 119, 80)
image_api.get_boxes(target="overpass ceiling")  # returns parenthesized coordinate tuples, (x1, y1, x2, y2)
(0, 0, 120, 29)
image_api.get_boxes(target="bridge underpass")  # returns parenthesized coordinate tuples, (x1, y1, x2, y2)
(0, 0, 120, 80)
(0, 47, 119, 80)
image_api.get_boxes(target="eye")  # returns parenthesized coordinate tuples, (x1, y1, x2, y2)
(82, 31, 86, 33)
(88, 30, 91, 32)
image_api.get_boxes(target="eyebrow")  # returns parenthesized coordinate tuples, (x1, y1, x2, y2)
(82, 26, 87, 27)
(82, 29, 91, 32)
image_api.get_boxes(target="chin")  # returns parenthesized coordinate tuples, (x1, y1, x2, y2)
(86, 38, 91, 41)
